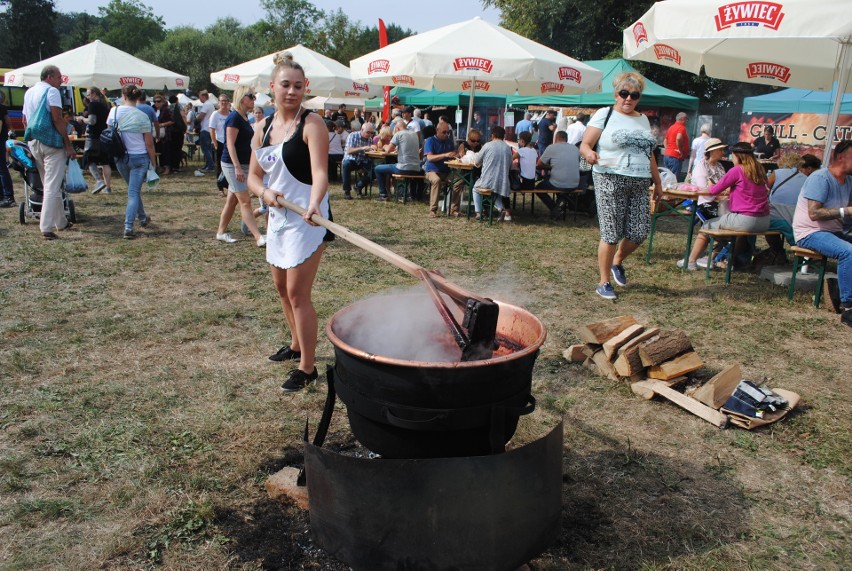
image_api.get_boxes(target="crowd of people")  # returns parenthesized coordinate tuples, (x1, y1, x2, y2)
(12, 59, 852, 361)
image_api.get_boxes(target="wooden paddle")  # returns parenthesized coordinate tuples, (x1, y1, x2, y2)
(271, 195, 499, 360)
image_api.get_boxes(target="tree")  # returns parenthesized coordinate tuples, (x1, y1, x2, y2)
(93, 0, 165, 54)
(259, 0, 324, 49)
(0, 0, 60, 67)
(55, 12, 102, 53)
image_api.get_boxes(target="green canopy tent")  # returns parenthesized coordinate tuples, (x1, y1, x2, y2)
(742, 83, 852, 114)
(391, 87, 507, 107)
(507, 59, 698, 110)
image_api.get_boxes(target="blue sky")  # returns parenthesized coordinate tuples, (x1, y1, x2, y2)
(55, 0, 501, 35)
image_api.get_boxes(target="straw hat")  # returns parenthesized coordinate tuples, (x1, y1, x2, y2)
(703, 138, 726, 154)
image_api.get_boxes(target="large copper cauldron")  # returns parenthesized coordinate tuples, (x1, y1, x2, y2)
(326, 294, 547, 459)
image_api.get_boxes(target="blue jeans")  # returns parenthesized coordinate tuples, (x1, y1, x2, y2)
(797, 231, 852, 306)
(116, 153, 149, 231)
(663, 155, 683, 176)
(0, 141, 14, 201)
(342, 159, 371, 191)
(374, 164, 420, 197)
(198, 130, 214, 170)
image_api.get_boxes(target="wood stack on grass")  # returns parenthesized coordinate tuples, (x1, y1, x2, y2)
(564, 315, 729, 428)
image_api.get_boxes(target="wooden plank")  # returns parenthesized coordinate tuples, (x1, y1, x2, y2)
(647, 352, 704, 380)
(577, 315, 637, 345)
(591, 349, 620, 381)
(631, 380, 728, 428)
(639, 329, 693, 367)
(631, 376, 688, 399)
(692, 364, 742, 409)
(602, 324, 645, 359)
(563, 344, 588, 363)
(613, 332, 659, 377)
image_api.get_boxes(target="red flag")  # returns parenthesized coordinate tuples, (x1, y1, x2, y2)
(379, 18, 390, 123)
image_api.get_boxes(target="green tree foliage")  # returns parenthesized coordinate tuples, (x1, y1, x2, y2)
(93, 0, 165, 54)
(55, 12, 102, 53)
(0, 0, 60, 67)
(259, 0, 324, 49)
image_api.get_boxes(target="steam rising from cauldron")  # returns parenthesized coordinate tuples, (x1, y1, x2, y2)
(332, 287, 465, 362)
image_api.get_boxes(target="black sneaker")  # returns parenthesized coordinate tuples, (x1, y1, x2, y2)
(281, 367, 318, 392)
(140, 214, 151, 228)
(0, 199, 15, 208)
(123, 229, 136, 240)
(268, 345, 302, 362)
(374, 195, 388, 202)
(841, 308, 852, 328)
(344, 192, 353, 200)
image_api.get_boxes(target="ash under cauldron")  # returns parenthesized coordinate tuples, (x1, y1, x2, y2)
(325, 292, 546, 459)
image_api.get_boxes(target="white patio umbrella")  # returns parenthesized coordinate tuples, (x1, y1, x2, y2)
(623, 0, 852, 163)
(4, 40, 189, 90)
(210, 44, 375, 100)
(303, 96, 382, 111)
(350, 17, 602, 132)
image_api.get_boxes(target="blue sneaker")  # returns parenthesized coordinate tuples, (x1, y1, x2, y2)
(610, 264, 627, 287)
(595, 282, 617, 300)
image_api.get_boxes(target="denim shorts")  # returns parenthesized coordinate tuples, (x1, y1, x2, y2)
(221, 161, 248, 193)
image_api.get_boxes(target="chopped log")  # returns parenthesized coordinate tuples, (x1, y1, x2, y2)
(631, 380, 728, 428)
(582, 356, 597, 373)
(647, 351, 703, 380)
(581, 344, 598, 359)
(692, 364, 742, 409)
(591, 349, 620, 381)
(266, 467, 309, 510)
(616, 327, 660, 358)
(632, 376, 688, 397)
(613, 333, 659, 377)
(602, 324, 645, 359)
(563, 344, 588, 363)
(639, 329, 693, 367)
(577, 315, 637, 344)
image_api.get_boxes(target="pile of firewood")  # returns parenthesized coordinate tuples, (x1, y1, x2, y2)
(564, 315, 703, 383)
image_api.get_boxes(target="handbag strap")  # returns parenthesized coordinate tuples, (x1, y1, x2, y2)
(769, 170, 798, 196)
(593, 106, 614, 153)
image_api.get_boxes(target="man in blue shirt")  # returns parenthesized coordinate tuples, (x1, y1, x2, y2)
(537, 109, 556, 155)
(515, 112, 533, 138)
(424, 123, 457, 218)
(342, 122, 375, 199)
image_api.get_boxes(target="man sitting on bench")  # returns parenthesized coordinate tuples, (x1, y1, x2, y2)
(374, 120, 422, 201)
(792, 140, 852, 326)
(534, 130, 581, 219)
(678, 142, 770, 270)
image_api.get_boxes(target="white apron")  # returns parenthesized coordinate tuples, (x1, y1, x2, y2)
(256, 142, 330, 269)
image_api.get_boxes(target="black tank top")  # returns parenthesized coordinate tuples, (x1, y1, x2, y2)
(261, 109, 312, 185)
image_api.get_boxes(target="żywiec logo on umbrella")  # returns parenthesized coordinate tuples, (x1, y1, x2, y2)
(461, 80, 491, 91)
(453, 58, 493, 74)
(223, 74, 240, 83)
(746, 61, 791, 83)
(715, 1, 785, 30)
(5, 74, 13, 82)
(654, 44, 682, 66)
(633, 22, 649, 47)
(558, 67, 582, 84)
(176, 79, 185, 87)
(119, 76, 143, 86)
(351, 82, 369, 93)
(368, 60, 391, 74)
(540, 82, 565, 94)
(392, 75, 415, 85)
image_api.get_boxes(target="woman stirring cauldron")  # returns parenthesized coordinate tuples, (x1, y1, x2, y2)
(248, 51, 334, 392)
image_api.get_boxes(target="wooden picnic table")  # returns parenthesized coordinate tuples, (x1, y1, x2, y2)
(646, 186, 716, 269)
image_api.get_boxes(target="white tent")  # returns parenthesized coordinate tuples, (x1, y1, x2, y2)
(210, 44, 375, 99)
(4, 40, 189, 90)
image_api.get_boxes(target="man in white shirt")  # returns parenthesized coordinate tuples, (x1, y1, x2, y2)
(565, 113, 588, 146)
(22, 65, 76, 238)
(195, 90, 215, 172)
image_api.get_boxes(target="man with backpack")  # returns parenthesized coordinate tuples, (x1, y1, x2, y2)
(22, 65, 77, 239)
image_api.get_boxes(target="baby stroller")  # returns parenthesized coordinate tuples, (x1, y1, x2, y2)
(6, 140, 76, 226)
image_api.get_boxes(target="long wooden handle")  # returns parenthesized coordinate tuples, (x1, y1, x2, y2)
(272, 195, 424, 277)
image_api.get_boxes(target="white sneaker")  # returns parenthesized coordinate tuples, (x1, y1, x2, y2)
(696, 256, 710, 269)
(216, 232, 237, 243)
(676, 258, 698, 271)
(503, 213, 512, 221)
(92, 181, 106, 194)
(194, 169, 205, 177)
(256, 235, 267, 247)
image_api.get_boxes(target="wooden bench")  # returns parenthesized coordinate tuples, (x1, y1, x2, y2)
(390, 173, 425, 204)
(788, 246, 829, 308)
(698, 229, 781, 284)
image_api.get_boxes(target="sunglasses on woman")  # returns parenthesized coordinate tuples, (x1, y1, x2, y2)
(245, 93, 256, 100)
(618, 90, 641, 100)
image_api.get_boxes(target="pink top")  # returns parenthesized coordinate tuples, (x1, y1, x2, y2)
(710, 165, 769, 217)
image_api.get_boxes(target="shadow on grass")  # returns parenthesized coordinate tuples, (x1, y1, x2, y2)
(217, 418, 747, 570)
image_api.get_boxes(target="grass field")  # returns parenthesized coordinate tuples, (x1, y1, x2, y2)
(0, 164, 849, 570)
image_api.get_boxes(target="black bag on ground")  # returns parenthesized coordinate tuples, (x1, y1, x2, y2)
(99, 115, 126, 160)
